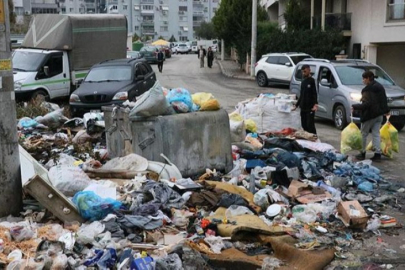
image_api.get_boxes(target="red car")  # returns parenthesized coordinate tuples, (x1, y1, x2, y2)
(159, 45, 172, 58)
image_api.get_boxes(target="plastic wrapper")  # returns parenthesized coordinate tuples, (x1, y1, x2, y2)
(245, 119, 257, 133)
(292, 205, 318, 223)
(51, 254, 68, 269)
(102, 153, 148, 171)
(341, 122, 363, 154)
(204, 235, 225, 254)
(365, 215, 381, 232)
(129, 81, 173, 118)
(253, 189, 270, 210)
(9, 225, 36, 242)
(200, 99, 220, 111)
(77, 221, 105, 244)
(192, 92, 215, 106)
(17, 117, 39, 129)
(73, 191, 123, 221)
(225, 205, 254, 218)
(48, 165, 91, 197)
(45, 153, 77, 169)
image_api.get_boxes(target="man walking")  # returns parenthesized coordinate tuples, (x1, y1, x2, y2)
(207, 47, 214, 68)
(292, 65, 318, 134)
(157, 48, 164, 73)
(198, 46, 206, 68)
(352, 71, 390, 161)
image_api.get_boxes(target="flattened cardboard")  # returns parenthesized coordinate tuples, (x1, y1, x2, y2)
(287, 180, 332, 204)
(337, 200, 369, 229)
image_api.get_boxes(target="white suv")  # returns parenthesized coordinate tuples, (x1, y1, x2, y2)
(255, 52, 312, 87)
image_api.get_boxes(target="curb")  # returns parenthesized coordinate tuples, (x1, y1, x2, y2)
(216, 60, 256, 81)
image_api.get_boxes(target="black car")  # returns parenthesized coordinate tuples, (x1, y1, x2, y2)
(70, 58, 156, 114)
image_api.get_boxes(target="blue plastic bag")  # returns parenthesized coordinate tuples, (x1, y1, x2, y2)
(166, 88, 195, 113)
(73, 191, 122, 221)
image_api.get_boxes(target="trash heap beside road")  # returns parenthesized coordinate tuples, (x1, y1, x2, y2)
(6, 89, 404, 270)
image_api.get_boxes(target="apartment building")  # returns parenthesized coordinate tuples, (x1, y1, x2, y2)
(261, 0, 405, 88)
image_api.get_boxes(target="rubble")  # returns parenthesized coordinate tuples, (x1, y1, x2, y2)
(8, 94, 404, 270)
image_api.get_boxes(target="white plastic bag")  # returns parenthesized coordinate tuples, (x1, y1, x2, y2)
(129, 81, 173, 118)
(254, 189, 270, 210)
(48, 165, 91, 196)
(225, 205, 254, 218)
(35, 108, 68, 129)
(204, 236, 225, 254)
(76, 221, 105, 244)
(230, 120, 246, 143)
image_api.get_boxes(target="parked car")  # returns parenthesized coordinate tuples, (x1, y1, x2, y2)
(126, 51, 142, 59)
(139, 46, 164, 64)
(176, 43, 189, 54)
(69, 58, 156, 114)
(255, 52, 312, 87)
(289, 58, 405, 131)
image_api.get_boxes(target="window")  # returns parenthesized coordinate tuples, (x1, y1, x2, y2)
(318, 67, 337, 87)
(123, 5, 127, 10)
(86, 66, 132, 82)
(136, 64, 149, 76)
(266, 56, 279, 64)
(134, 5, 140, 10)
(70, 8, 74, 12)
(289, 55, 312, 65)
(41, 53, 63, 78)
(179, 16, 188, 21)
(335, 66, 395, 86)
(14, 7, 24, 15)
(388, 0, 405, 20)
(134, 26, 139, 31)
(294, 65, 316, 81)
(142, 15, 153, 20)
(142, 5, 153, 10)
(179, 6, 187, 11)
(277, 56, 291, 65)
(160, 26, 168, 31)
(179, 36, 188, 41)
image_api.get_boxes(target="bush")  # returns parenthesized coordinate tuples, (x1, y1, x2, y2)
(16, 97, 49, 119)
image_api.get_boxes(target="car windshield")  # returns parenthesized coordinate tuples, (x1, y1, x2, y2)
(179, 44, 187, 47)
(12, 51, 47, 72)
(290, 55, 312, 65)
(127, 51, 139, 57)
(85, 66, 132, 82)
(191, 41, 197, 46)
(143, 47, 157, 52)
(335, 66, 395, 86)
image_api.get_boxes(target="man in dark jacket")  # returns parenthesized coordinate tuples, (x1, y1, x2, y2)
(157, 48, 164, 73)
(352, 71, 390, 161)
(207, 47, 214, 68)
(293, 65, 318, 134)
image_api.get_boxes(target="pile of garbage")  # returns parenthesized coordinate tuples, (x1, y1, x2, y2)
(8, 94, 403, 270)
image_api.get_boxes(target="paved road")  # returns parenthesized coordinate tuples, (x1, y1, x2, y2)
(154, 54, 405, 184)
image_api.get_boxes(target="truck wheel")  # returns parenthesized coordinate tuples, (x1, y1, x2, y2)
(256, 72, 268, 87)
(333, 105, 348, 130)
(31, 90, 49, 102)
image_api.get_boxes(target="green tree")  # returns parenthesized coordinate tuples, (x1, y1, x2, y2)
(9, 0, 16, 25)
(132, 33, 140, 42)
(212, 0, 268, 65)
(283, 0, 310, 31)
(169, 35, 177, 42)
(194, 21, 216, 40)
(256, 21, 278, 59)
(157, 35, 165, 40)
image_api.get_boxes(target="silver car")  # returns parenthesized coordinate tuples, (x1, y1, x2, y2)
(290, 59, 405, 131)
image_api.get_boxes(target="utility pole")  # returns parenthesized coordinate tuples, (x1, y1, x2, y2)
(0, 0, 23, 216)
(250, 0, 257, 77)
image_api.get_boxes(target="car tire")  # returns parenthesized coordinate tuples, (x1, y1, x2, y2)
(31, 89, 49, 102)
(333, 105, 348, 130)
(256, 72, 268, 87)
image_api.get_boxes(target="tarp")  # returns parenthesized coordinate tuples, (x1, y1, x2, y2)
(151, 39, 169, 46)
(22, 14, 127, 70)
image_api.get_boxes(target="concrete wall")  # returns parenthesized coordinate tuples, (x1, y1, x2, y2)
(377, 44, 405, 88)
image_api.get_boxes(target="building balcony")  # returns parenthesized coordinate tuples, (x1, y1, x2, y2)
(141, 0, 153, 3)
(312, 13, 352, 32)
(193, 11, 204, 16)
(141, 20, 154, 26)
(141, 9, 154, 15)
(193, 20, 203, 27)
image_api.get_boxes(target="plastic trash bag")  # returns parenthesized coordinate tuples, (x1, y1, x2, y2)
(245, 119, 258, 133)
(192, 92, 215, 106)
(73, 191, 122, 221)
(17, 117, 39, 129)
(129, 81, 173, 118)
(254, 189, 270, 210)
(200, 99, 220, 111)
(77, 221, 105, 244)
(204, 235, 225, 254)
(225, 205, 254, 219)
(9, 225, 35, 242)
(35, 108, 68, 129)
(230, 120, 246, 143)
(166, 88, 195, 113)
(367, 120, 398, 158)
(341, 122, 362, 154)
(155, 253, 183, 270)
(48, 165, 91, 197)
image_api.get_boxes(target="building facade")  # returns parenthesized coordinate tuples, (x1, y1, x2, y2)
(261, 0, 405, 88)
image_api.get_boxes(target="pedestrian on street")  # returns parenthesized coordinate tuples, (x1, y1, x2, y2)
(198, 45, 206, 68)
(352, 71, 390, 161)
(157, 48, 164, 73)
(292, 65, 318, 135)
(207, 47, 214, 68)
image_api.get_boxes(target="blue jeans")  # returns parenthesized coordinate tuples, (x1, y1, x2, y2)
(360, 115, 383, 153)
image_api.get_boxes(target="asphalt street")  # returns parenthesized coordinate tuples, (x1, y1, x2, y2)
(153, 53, 405, 184)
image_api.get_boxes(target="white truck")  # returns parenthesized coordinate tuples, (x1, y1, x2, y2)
(13, 14, 127, 101)
(191, 39, 218, 54)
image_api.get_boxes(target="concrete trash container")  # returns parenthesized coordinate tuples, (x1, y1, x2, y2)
(130, 110, 233, 177)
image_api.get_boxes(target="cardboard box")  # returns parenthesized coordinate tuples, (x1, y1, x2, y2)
(337, 201, 369, 229)
(287, 180, 332, 204)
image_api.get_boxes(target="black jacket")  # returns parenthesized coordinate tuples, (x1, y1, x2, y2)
(296, 76, 317, 112)
(157, 51, 164, 61)
(352, 80, 390, 122)
(207, 50, 214, 60)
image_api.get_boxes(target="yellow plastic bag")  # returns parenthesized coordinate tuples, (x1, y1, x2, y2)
(341, 122, 363, 154)
(366, 120, 397, 158)
(229, 112, 244, 122)
(200, 99, 220, 111)
(245, 119, 257, 133)
(192, 92, 214, 106)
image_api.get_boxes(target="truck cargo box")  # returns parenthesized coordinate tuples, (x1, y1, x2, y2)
(22, 14, 127, 70)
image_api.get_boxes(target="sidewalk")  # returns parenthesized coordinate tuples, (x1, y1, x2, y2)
(216, 59, 256, 81)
